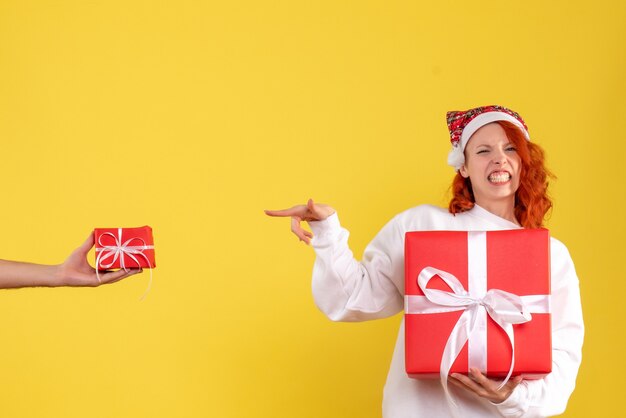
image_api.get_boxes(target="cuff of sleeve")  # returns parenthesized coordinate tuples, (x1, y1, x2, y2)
(309, 212, 341, 242)
(492, 383, 528, 417)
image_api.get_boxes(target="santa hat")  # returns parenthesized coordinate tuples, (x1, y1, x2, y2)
(446, 105, 530, 170)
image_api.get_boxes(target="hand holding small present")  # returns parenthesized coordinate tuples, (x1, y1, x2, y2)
(0, 233, 141, 289)
(57, 233, 142, 287)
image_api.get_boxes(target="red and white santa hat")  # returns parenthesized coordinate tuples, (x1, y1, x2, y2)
(446, 105, 530, 170)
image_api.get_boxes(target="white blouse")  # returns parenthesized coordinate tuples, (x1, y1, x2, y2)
(309, 204, 584, 418)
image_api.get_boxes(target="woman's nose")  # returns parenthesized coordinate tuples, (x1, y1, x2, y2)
(492, 150, 507, 165)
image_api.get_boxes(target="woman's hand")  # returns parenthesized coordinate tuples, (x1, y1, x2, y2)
(55, 234, 142, 287)
(265, 198, 336, 245)
(449, 368, 523, 404)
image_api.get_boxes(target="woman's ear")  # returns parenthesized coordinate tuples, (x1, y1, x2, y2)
(459, 164, 469, 178)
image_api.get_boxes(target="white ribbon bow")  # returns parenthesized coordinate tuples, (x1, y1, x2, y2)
(416, 266, 531, 404)
(95, 228, 153, 299)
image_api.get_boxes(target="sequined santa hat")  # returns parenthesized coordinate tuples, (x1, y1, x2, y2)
(446, 105, 530, 170)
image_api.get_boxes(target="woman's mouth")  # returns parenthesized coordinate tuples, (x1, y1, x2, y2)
(488, 171, 511, 184)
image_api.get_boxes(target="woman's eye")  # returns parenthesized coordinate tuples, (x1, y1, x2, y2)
(477, 149, 488, 154)
(505, 147, 517, 152)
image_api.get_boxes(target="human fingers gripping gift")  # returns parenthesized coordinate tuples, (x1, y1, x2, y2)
(404, 229, 551, 404)
(94, 226, 156, 292)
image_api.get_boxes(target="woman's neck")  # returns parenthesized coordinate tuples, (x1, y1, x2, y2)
(474, 199, 520, 226)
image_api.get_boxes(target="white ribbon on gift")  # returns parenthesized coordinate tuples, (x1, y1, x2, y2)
(95, 228, 154, 299)
(404, 231, 550, 413)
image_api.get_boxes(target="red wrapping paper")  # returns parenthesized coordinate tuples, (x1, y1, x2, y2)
(94, 226, 156, 270)
(404, 229, 551, 379)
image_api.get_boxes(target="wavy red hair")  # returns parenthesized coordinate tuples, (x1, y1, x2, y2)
(448, 121, 554, 228)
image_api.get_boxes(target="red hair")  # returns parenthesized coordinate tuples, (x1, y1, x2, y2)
(448, 121, 555, 228)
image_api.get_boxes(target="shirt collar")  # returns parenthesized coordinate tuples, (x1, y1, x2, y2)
(467, 204, 522, 229)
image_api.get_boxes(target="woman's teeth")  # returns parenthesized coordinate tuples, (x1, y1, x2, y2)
(488, 172, 511, 183)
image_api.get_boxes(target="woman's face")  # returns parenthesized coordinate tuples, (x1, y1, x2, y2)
(459, 122, 521, 209)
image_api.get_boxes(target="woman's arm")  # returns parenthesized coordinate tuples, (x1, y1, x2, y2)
(266, 199, 405, 322)
(0, 234, 141, 289)
(309, 209, 405, 322)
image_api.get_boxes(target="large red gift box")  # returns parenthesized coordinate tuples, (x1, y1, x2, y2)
(94, 226, 156, 270)
(404, 229, 551, 380)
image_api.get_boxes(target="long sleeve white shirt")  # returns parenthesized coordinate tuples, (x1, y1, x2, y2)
(309, 204, 584, 418)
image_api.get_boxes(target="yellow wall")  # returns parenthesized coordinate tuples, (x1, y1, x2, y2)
(0, 1, 623, 416)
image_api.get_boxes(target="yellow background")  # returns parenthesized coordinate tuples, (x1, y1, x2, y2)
(0, 1, 623, 417)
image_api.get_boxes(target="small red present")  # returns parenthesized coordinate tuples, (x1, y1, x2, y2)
(404, 229, 551, 385)
(94, 226, 156, 271)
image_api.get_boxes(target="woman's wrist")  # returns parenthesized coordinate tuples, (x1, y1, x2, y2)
(50, 263, 71, 287)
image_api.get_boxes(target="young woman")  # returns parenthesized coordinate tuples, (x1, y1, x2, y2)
(266, 105, 584, 417)
(0, 233, 141, 288)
